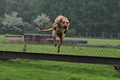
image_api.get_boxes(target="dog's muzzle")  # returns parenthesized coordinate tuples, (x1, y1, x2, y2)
(63, 26, 67, 29)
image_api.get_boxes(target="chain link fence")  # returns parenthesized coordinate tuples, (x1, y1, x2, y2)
(0, 39, 120, 79)
(77, 32, 120, 39)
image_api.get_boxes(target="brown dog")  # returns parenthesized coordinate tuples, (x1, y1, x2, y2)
(41, 15, 71, 53)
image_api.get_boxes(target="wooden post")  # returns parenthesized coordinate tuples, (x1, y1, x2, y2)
(22, 45, 27, 52)
(111, 35, 112, 38)
(118, 33, 120, 38)
(86, 32, 88, 37)
(79, 34, 81, 37)
(94, 34, 96, 38)
(102, 32, 104, 38)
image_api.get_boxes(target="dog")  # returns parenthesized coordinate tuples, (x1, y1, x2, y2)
(41, 15, 71, 53)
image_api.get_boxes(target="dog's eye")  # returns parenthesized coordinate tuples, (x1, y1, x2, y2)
(62, 22, 65, 24)
(66, 22, 69, 24)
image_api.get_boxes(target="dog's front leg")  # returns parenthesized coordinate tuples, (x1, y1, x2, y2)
(64, 26, 68, 34)
(58, 33, 65, 53)
(64, 29, 68, 34)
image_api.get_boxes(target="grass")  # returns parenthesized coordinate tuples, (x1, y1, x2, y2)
(65, 37, 120, 45)
(5, 34, 22, 36)
(1, 42, 120, 57)
(0, 59, 120, 80)
(0, 35, 120, 80)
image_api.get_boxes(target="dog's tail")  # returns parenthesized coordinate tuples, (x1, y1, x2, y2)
(41, 28, 53, 32)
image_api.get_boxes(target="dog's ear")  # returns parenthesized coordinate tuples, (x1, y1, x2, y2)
(67, 18, 72, 22)
(58, 19, 62, 26)
(60, 19, 62, 23)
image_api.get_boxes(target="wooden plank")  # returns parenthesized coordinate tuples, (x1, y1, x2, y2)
(0, 51, 120, 65)
(78, 44, 120, 48)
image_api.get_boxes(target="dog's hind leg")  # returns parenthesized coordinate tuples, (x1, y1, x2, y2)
(52, 30, 57, 47)
(58, 33, 65, 53)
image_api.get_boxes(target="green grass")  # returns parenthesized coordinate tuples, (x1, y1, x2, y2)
(1, 42, 120, 57)
(65, 37, 120, 45)
(0, 35, 5, 39)
(0, 59, 120, 80)
(0, 35, 120, 80)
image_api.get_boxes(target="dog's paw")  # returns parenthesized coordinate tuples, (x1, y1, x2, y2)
(57, 50, 60, 53)
(54, 44, 57, 47)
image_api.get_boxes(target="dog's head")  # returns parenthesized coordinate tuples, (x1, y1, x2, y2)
(59, 18, 71, 29)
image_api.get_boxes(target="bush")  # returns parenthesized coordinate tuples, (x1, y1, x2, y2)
(0, 17, 3, 34)
(67, 29, 76, 37)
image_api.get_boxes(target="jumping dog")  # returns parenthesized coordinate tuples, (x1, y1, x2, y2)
(41, 15, 71, 53)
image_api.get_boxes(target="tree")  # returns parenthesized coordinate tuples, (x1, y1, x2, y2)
(5, 0, 37, 23)
(17, 0, 37, 23)
(35, 0, 120, 36)
(67, 29, 76, 37)
(33, 13, 50, 31)
(5, 0, 18, 13)
(0, 17, 3, 34)
(0, 0, 6, 17)
(23, 21, 31, 33)
(0, 0, 120, 36)
(2, 11, 24, 34)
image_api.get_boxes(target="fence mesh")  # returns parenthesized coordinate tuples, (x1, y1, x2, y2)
(1, 39, 120, 57)
(0, 39, 120, 79)
(78, 32, 120, 39)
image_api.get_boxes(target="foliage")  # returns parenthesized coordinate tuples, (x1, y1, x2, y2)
(35, 0, 120, 36)
(4, 0, 36, 23)
(23, 21, 31, 32)
(0, 17, 3, 33)
(2, 11, 23, 33)
(33, 13, 50, 31)
(67, 29, 76, 37)
(0, 0, 120, 36)
(0, 0, 6, 17)
(0, 17, 3, 26)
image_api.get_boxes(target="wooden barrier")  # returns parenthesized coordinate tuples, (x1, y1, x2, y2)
(5, 36, 22, 43)
(24, 34, 52, 43)
(78, 44, 120, 48)
(0, 51, 120, 66)
(24, 34, 87, 45)
(46, 38, 87, 45)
